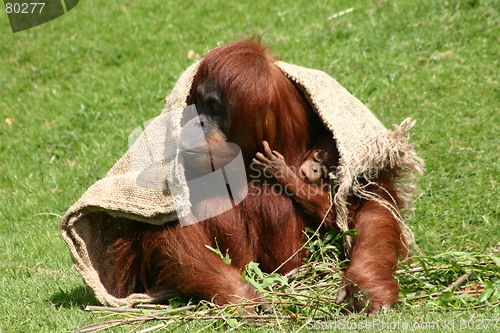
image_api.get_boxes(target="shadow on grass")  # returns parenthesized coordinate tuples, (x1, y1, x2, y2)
(50, 285, 99, 309)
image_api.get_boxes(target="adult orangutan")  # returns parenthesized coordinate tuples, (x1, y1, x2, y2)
(108, 39, 408, 314)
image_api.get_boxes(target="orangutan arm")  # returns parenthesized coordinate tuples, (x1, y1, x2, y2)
(252, 141, 336, 227)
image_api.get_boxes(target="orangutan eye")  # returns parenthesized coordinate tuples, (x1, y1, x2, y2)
(207, 96, 222, 111)
(313, 151, 324, 162)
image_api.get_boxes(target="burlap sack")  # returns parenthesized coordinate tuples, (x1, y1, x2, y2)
(61, 60, 424, 307)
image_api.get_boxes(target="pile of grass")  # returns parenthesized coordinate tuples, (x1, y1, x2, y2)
(76, 230, 499, 332)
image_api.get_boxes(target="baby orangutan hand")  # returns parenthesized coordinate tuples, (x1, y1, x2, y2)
(252, 140, 291, 179)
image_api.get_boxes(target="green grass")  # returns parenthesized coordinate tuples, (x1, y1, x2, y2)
(0, 0, 498, 331)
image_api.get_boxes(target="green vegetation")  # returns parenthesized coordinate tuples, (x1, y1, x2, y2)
(0, 0, 497, 331)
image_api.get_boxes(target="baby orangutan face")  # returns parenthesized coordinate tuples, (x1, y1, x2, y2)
(298, 136, 338, 185)
(299, 149, 328, 184)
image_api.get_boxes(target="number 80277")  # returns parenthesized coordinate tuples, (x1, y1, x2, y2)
(5, 2, 46, 14)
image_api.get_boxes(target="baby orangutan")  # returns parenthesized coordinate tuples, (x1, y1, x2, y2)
(252, 136, 339, 229)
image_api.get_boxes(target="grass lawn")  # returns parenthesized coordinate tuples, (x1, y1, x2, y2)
(0, 0, 498, 331)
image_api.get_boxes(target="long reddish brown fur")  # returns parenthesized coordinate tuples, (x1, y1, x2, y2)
(108, 39, 407, 312)
(252, 138, 407, 312)
(343, 175, 408, 313)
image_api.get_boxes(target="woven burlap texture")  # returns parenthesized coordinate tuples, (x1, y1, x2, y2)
(61, 60, 424, 307)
